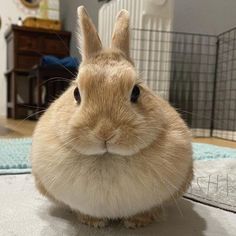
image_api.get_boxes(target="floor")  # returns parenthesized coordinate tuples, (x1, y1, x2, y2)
(0, 117, 236, 148)
(193, 137, 236, 148)
(1, 174, 236, 236)
(0, 117, 36, 138)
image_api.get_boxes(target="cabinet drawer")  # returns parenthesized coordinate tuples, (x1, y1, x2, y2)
(16, 54, 40, 70)
(17, 33, 39, 52)
(42, 37, 68, 55)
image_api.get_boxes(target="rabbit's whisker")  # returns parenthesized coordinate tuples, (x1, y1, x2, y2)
(3, 110, 47, 139)
(150, 167, 184, 216)
(39, 77, 75, 87)
(42, 136, 80, 190)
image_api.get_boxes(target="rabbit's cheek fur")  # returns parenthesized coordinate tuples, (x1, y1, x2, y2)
(66, 117, 159, 156)
(63, 101, 160, 157)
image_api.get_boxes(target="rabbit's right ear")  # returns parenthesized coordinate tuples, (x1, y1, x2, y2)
(111, 9, 130, 57)
(77, 6, 102, 61)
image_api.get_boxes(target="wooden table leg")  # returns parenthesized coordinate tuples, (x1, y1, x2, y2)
(11, 72, 17, 119)
(6, 73, 11, 118)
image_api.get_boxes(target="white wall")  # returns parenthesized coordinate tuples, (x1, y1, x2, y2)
(0, 1, 39, 117)
(173, 0, 236, 35)
(60, 0, 104, 58)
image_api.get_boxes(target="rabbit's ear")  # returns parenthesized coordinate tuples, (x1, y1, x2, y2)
(77, 6, 102, 60)
(111, 10, 130, 57)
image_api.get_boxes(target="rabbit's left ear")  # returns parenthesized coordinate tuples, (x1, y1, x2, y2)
(111, 9, 130, 57)
(77, 6, 102, 61)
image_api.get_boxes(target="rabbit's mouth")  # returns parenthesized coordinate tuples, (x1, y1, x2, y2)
(73, 142, 142, 157)
(68, 128, 154, 157)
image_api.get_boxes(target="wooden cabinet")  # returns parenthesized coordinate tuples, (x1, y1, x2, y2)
(5, 25, 71, 119)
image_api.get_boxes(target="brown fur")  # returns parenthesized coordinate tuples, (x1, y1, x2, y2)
(78, 6, 102, 60)
(76, 211, 109, 228)
(111, 10, 130, 57)
(31, 6, 193, 229)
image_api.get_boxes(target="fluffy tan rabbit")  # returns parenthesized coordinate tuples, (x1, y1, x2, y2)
(31, 6, 193, 229)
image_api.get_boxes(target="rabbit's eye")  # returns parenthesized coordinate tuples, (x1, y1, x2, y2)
(74, 87, 81, 103)
(131, 85, 140, 103)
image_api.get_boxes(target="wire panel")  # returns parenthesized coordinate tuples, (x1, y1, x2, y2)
(213, 28, 236, 141)
(131, 28, 218, 137)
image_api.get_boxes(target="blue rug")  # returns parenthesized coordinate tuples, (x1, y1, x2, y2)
(193, 143, 236, 160)
(0, 138, 235, 174)
(0, 138, 32, 174)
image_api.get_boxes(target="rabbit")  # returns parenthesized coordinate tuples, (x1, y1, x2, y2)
(31, 6, 193, 229)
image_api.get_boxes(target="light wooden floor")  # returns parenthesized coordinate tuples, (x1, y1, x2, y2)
(193, 137, 236, 148)
(0, 117, 235, 148)
(0, 117, 36, 138)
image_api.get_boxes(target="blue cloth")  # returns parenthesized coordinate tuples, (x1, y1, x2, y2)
(0, 138, 235, 174)
(41, 55, 79, 68)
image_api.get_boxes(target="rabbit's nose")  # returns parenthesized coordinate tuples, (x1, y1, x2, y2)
(96, 129, 115, 142)
(95, 120, 116, 142)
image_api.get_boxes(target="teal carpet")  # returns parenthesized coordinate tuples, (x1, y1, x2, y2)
(193, 143, 236, 160)
(0, 138, 236, 174)
(0, 138, 32, 174)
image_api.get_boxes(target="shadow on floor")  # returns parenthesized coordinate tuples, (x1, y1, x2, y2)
(39, 198, 212, 236)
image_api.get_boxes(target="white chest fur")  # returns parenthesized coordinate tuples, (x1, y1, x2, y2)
(35, 151, 185, 218)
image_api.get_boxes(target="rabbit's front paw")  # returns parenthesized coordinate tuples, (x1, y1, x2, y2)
(123, 207, 166, 229)
(123, 212, 154, 229)
(76, 212, 109, 228)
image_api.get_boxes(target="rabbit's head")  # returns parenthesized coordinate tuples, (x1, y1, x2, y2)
(54, 7, 167, 156)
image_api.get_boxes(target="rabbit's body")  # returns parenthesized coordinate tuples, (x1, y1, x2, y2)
(31, 7, 193, 228)
(32, 85, 192, 219)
